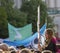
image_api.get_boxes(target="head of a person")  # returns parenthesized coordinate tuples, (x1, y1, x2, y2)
(9, 46, 17, 53)
(11, 50, 16, 53)
(20, 48, 31, 53)
(0, 43, 9, 51)
(34, 51, 41, 53)
(45, 28, 53, 40)
(16, 45, 25, 50)
(0, 49, 3, 53)
(21, 50, 29, 53)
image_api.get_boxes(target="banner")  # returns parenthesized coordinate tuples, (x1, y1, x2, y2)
(8, 23, 32, 41)
(4, 24, 46, 46)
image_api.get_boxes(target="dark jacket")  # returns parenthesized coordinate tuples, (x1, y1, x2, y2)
(44, 38, 56, 53)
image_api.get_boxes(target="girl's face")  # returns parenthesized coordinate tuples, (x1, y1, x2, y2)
(45, 32, 49, 39)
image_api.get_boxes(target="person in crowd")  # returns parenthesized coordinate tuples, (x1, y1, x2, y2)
(9, 46, 17, 53)
(11, 50, 16, 53)
(38, 28, 56, 53)
(0, 43, 9, 51)
(0, 49, 3, 53)
(16, 45, 25, 50)
(34, 51, 41, 53)
(20, 48, 31, 53)
(16, 45, 26, 53)
(20, 50, 29, 53)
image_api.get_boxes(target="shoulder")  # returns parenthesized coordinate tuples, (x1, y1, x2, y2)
(51, 37, 56, 44)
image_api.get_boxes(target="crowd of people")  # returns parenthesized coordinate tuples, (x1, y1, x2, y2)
(0, 28, 59, 53)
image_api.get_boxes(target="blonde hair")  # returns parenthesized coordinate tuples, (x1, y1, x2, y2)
(20, 48, 32, 53)
(46, 28, 53, 39)
(0, 43, 9, 51)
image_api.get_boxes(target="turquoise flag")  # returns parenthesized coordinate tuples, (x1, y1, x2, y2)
(8, 23, 32, 41)
(8, 23, 17, 41)
(17, 24, 32, 40)
(4, 24, 46, 46)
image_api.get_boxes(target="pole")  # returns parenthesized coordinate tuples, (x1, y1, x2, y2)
(37, 6, 40, 43)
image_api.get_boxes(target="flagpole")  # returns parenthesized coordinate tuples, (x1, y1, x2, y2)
(37, 6, 40, 43)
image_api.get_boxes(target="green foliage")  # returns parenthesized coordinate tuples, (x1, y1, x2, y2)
(8, 9, 27, 27)
(0, 0, 15, 38)
(0, 6, 8, 38)
(47, 16, 55, 28)
(0, 0, 54, 38)
(20, 0, 48, 33)
(0, 0, 27, 38)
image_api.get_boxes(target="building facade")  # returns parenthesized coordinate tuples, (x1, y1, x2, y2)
(13, 0, 22, 9)
(44, 0, 60, 38)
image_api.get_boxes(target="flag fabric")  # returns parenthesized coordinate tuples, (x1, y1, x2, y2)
(8, 23, 17, 41)
(8, 23, 32, 41)
(4, 24, 46, 47)
(17, 24, 32, 40)
(31, 23, 46, 50)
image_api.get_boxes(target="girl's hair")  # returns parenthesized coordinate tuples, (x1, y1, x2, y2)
(46, 28, 53, 39)
(46, 28, 53, 36)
